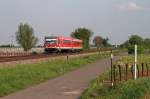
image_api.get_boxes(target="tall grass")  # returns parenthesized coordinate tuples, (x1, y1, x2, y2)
(117, 54, 150, 64)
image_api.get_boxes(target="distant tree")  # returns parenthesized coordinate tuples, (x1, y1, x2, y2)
(120, 41, 130, 48)
(121, 35, 144, 48)
(16, 23, 38, 51)
(121, 35, 145, 54)
(36, 45, 43, 48)
(93, 36, 103, 49)
(71, 28, 93, 49)
(128, 45, 145, 54)
(0, 44, 15, 48)
(129, 35, 143, 45)
(120, 35, 150, 54)
(144, 38, 150, 48)
(102, 38, 111, 47)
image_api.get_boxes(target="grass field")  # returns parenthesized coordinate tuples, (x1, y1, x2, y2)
(117, 54, 150, 64)
(81, 54, 150, 99)
(0, 53, 109, 97)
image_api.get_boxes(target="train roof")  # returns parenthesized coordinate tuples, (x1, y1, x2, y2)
(72, 38, 82, 42)
(45, 36, 82, 42)
(45, 36, 57, 39)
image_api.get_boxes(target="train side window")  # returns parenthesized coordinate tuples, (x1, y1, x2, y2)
(45, 39, 57, 44)
(64, 40, 71, 44)
(73, 41, 77, 45)
(58, 39, 61, 44)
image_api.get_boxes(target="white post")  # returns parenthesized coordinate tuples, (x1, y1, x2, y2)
(134, 45, 137, 80)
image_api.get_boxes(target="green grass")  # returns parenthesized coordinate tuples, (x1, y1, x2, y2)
(0, 53, 109, 97)
(81, 54, 150, 99)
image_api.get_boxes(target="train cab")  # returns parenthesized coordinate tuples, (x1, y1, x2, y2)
(44, 36, 83, 53)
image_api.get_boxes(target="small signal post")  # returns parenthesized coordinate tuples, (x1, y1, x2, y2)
(134, 45, 137, 80)
(110, 49, 113, 82)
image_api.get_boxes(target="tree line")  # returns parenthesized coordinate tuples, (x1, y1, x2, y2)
(120, 35, 150, 54)
(13, 23, 150, 54)
(15, 23, 111, 51)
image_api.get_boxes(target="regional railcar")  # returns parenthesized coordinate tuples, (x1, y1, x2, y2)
(44, 36, 83, 53)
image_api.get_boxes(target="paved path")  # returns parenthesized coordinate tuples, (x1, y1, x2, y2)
(0, 57, 119, 99)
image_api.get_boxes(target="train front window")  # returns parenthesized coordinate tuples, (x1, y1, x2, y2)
(45, 39, 57, 44)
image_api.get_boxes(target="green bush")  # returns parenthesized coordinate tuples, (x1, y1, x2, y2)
(128, 45, 145, 54)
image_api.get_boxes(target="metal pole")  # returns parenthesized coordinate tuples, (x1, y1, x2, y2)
(110, 50, 113, 82)
(134, 45, 137, 80)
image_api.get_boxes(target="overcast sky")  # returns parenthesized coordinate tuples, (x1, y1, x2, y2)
(0, 0, 150, 45)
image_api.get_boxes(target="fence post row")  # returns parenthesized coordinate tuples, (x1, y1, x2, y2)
(109, 62, 149, 85)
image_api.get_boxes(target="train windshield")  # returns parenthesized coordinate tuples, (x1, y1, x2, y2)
(45, 39, 57, 44)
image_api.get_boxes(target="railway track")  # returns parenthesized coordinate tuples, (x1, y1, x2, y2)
(0, 48, 113, 63)
(0, 52, 89, 63)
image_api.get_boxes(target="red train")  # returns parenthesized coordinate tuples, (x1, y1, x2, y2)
(44, 36, 83, 52)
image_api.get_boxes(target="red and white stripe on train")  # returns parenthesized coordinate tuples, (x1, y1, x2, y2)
(44, 36, 83, 52)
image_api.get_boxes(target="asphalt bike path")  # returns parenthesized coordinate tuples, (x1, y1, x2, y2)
(0, 56, 119, 99)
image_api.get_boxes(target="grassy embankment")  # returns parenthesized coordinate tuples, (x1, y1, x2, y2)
(0, 52, 109, 97)
(81, 54, 150, 99)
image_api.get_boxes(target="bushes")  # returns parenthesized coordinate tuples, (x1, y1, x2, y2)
(121, 35, 150, 54)
(120, 78, 150, 99)
(128, 45, 144, 54)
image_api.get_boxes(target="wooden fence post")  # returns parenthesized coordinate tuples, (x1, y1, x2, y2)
(113, 65, 116, 86)
(142, 63, 144, 77)
(66, 55, 69, 63)
(125, 64, 128, 81)
(131, 65, 134, 80)
(146, 63, 149, 76)
(118, 65, 121, 81)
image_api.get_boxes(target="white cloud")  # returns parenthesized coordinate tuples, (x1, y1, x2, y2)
(116, 2, 144, 11)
